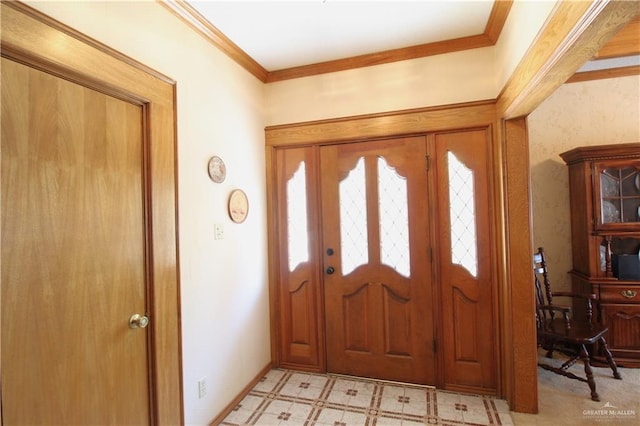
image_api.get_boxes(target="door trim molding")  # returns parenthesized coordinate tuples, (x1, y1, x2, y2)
(1, 2, 183, 424)
(265, 100, 497, 147)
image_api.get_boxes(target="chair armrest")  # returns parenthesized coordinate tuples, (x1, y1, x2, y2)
(538, 304, 572, 329)
(539, 304, 572, 314)
(551, 291, 597, 300)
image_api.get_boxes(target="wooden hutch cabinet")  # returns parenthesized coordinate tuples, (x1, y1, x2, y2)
(560, 143, 640, 367)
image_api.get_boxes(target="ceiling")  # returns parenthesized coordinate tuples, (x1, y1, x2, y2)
(178, 1, 639, 83)
(186, 0, 497, 71)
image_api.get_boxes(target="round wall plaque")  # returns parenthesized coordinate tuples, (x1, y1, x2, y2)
(208, 156, 226, 183)
(228, 189, 249, 223)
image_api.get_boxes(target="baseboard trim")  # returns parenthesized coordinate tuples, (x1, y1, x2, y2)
(209, 361, 274, 425)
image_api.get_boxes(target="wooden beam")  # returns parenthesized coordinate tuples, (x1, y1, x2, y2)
(594, 15, 640, 59)
(495, 0, 640, 414)
(497, 0, 640, 119)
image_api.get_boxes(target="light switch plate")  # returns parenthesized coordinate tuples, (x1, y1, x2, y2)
(214, 223, 224, 240)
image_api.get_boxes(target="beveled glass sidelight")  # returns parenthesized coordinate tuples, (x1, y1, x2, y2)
(339, 157, 368, 275)
(378, 156, 410, 277)
(447, 151, 478, 277)
(287, 161, 309, 271)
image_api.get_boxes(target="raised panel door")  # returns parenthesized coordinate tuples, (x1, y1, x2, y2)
(274, 147, 323, 368)
(320, 137, 435, 385)
(433, 128, 497, 394)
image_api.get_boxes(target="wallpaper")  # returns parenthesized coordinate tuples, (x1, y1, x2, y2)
(528, 75, 640, 292)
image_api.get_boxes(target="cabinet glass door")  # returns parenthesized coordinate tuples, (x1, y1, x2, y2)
(596, 162, 640, 230)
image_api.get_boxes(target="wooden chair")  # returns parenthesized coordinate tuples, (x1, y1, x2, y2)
(533, 247, 622, 401)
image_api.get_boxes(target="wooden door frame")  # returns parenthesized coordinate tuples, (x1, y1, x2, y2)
(266, 102, 499, 390)
(495, 0, 640, 413)
(266, 0, 640, 414)
(1, 2, 183, 424)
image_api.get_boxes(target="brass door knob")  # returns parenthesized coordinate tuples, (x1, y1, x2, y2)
(129, 313, 150, 329)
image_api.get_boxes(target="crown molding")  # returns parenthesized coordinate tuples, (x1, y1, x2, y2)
(159, 0, 512, 83)
(158, 0, 269, 82)
(566, 65, 640, 84)
(485, 0, 513, 44)
(266, 33, 494, 83)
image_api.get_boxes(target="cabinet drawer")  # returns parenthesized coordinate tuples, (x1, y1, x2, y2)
(599, 286, 640, 303)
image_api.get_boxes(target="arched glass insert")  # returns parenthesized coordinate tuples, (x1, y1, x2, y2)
(448, 151, 477, 277)
(340, 157, 368, 275)
(287, 161, 309, 271)
(378, 156, 410, 277)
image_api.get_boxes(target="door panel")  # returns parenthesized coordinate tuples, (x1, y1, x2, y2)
(274, 147, 324, 368)
(1, 58, 151, 424)
(320, 137, 435, 385)
(433, 129, 496, 393)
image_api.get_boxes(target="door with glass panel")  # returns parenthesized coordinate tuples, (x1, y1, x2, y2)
(320, 137, 435, 384)
(274, 146, 324, 369)
(432, 129, 496, 393)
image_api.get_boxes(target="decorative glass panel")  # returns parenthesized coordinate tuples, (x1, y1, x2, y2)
(448, 151, 477, 277)
(601, 167, 640, 224)
(340, 157, 368, 275)
(287, 161, 309, 271)
(378, 156, 410, 277)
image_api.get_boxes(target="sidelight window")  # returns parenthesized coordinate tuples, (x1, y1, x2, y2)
(287, 161, 309, 271)
(448, 151, 478, 277)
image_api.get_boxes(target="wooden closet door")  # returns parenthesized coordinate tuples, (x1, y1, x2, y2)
(1, 58, 152, 424)
(320, 137, 436, 385)
(432, 128, 497, 394)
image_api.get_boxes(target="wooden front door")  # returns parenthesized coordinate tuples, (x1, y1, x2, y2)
(2, 58, 152, 424)
(320, 137, 435, 384)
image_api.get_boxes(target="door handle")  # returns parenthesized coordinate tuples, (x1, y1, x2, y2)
(129, 313, 150, 329)
(326, 266, 335, 275)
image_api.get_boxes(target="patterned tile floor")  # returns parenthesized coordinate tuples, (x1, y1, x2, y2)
(220, 369, 514, 425)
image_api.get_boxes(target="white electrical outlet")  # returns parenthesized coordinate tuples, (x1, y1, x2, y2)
(214, 223, 224, 240)
(198, 377, 207, 399)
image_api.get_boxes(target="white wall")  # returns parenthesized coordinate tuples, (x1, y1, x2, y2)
(24, 1, 270, 424)
(265, 47, 495, 125)
(493, 0, 558, 92)
(528, 76, 640, 291)
(265, 0, 559, 126)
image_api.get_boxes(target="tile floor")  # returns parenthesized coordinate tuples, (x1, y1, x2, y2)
(220, 369, 514, 425)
